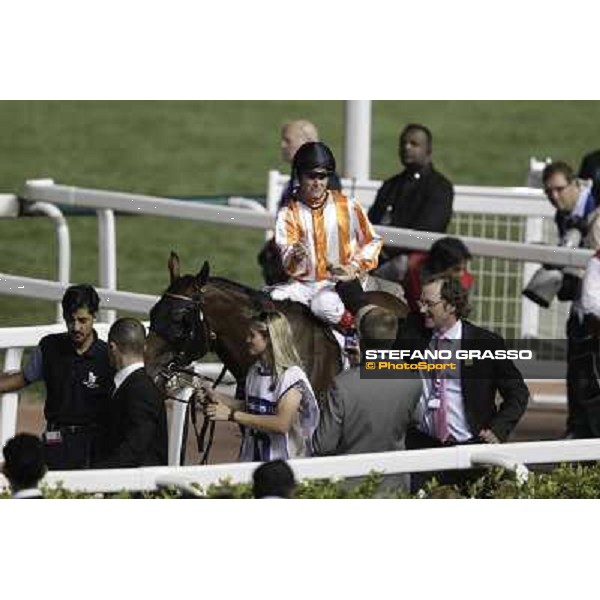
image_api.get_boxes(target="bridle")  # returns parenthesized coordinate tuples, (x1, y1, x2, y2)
(160, 362, 227, 466)
(149, 290, 226, 465)
(150, 291, 213, 368)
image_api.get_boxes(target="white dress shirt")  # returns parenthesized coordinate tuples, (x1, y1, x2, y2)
(582, 255, 600, 318)
(113, 362, 145, 393)
(415, 319, 472, 442)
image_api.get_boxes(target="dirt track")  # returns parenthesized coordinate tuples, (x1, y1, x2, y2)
(15, 381, 568, 465)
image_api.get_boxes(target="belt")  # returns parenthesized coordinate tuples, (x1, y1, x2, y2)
(441, 435, 479, 446)
(46, 423, 95, 434)
(410, 427, 476, 448)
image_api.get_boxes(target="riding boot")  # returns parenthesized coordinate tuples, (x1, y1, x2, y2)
(335, 310, 359, 369)
(335, 278, 368, 314)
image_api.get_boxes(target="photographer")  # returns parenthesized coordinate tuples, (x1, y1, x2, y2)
(523, 161, 600, 437)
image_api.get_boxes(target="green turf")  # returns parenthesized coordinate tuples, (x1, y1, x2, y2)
(1, 100, 599, 327)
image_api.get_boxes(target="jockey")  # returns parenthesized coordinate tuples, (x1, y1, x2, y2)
(271, 142, 382, 337)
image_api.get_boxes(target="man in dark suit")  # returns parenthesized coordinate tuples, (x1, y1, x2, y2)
(407, 275, 530, 450)
(95, 318, 168, 468)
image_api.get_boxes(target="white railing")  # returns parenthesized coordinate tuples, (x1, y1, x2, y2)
(2, 438, 600, 495)
(14, 177, 594, 343)
(1, 192, 71, 322)
(266, 170, 554, 216)
(0, 274, 157, 314)
(10, 178, 591, 347)
(19, 179, 590, 268)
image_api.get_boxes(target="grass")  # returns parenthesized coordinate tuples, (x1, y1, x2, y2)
(1, 100, 599, 327)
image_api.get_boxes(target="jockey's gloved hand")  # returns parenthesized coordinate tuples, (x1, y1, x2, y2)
(291, 242, 308, 261)
(328, 263, 358, 281)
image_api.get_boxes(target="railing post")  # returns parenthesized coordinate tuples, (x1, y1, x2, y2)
(0, 347, 24, 448)
(521, 215, 544, 338)
(344, 100, 371, 180)
(266, 170, 281, 216)
(21, 181, 71, 323)
(97, 209, 117, 324)
(168, 388, 192, 466)
(23, 201, 71, 322)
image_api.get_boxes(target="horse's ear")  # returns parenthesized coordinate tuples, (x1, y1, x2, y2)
(168, 251, 181, 283)
(196, 261, 210, 286)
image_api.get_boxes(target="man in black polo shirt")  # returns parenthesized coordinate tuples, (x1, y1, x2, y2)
(0, 284, 112, 470)
(368, 123, 454, 283)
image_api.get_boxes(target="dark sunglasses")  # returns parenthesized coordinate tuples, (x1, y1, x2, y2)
(304, 170, 330, 181)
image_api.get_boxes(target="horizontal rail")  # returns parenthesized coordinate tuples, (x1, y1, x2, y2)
(21, 181, 592, 268)
(22, 181, 274, 229)
(0, 273, 158, 316)
(1, 439, 598, 494)
(268, 171, 554, 217)
(0, 194, 20, 217)
(375, 226, 591, 268)
(0, 321, 150, 349)
(469, 451, 529, 483)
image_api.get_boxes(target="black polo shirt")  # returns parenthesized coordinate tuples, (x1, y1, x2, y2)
(24, 331, 112, 427)
(368, 164, 454, 259)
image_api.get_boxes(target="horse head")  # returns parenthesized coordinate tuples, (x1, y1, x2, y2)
(145, 252, 213, 387)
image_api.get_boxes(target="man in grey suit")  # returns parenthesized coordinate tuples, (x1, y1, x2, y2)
(313, 305, 421, 458)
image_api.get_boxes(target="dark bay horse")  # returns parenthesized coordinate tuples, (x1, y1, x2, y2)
(145, 253, 408, 401)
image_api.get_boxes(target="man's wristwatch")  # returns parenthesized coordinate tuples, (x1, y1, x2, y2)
(228, 409, 237, 422)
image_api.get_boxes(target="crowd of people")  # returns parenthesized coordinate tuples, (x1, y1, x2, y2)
(1, 117, 600, 497)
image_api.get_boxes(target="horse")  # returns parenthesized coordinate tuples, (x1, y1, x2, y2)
(146, 252, 409, 394)
(144, 252, 407, 461)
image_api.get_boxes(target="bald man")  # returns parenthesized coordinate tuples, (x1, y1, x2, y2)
(280, 119, 319, 164)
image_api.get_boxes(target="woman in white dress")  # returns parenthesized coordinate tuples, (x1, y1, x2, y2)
(200, 311, 319, 462)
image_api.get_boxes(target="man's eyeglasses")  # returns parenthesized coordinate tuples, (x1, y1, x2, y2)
(544, 184, 569, 195)
(418, 298, 443, 310)
(304, 171, 329, 181)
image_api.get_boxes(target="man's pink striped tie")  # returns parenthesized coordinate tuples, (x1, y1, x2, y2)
(431, 333, 450, 442)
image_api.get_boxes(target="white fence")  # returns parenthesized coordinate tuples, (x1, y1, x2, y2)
(3, 438, 600, 495)
(0, 192, 71, 322)
(19, 176, 590, 342)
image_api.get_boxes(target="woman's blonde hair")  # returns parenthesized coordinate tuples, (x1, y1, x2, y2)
(250, 311, 303, 385)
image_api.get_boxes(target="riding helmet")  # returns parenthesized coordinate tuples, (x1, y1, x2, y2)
(291, 141, 336, 181)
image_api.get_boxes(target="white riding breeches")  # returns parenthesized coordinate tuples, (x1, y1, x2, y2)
(269, 280, 346, 325)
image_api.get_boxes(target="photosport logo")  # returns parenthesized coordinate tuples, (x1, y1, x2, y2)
(359, 338, 565, 380)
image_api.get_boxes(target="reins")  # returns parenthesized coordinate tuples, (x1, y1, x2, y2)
(162, 361, 229, 465)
